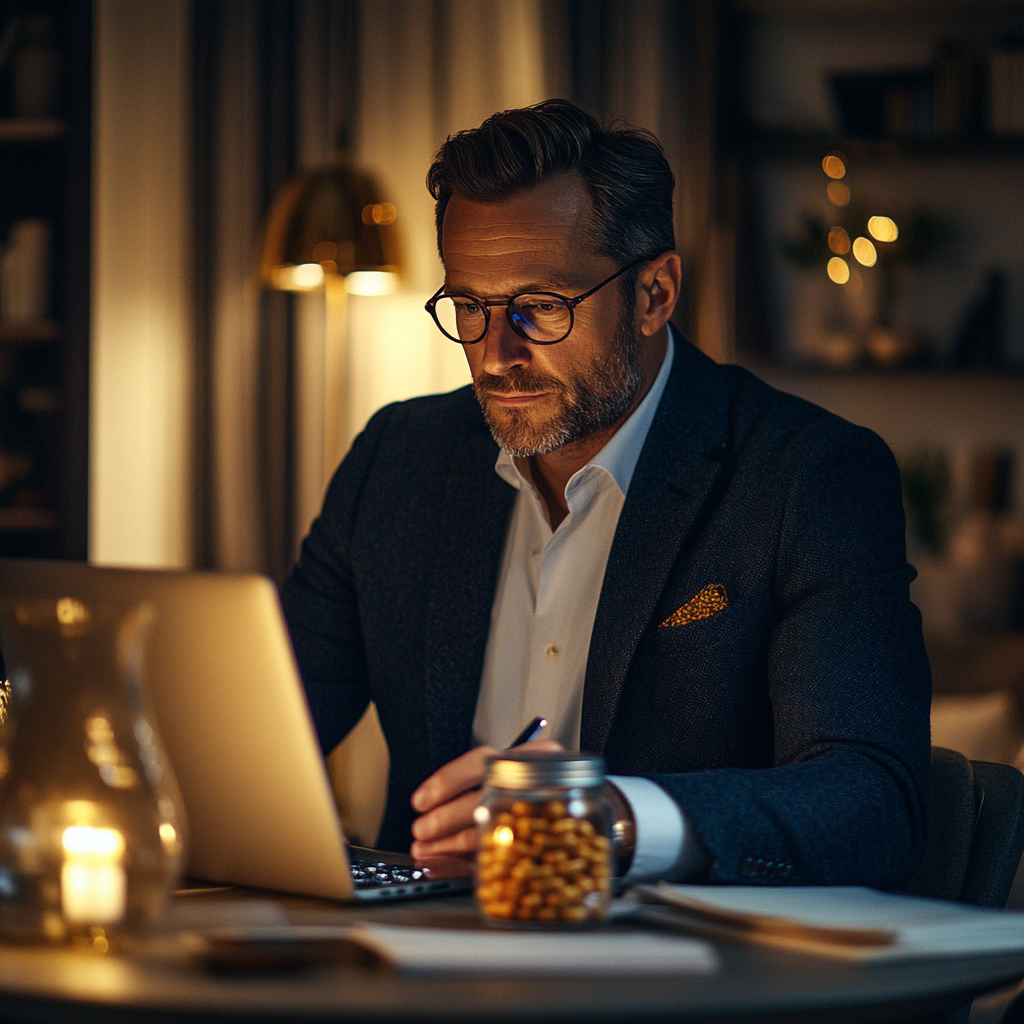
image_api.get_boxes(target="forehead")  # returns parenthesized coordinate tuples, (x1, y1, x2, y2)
(442, 174, 601, 291)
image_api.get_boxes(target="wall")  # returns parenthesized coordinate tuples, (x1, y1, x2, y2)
(90, 0, 193, 567)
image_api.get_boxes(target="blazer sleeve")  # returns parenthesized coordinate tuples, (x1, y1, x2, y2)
(649, 419, 932, 888)
(280, 405, 395, 756)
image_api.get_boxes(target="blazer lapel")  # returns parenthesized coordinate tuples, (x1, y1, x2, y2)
(581, 338, 733, 754)
(423, 421, 514, 770)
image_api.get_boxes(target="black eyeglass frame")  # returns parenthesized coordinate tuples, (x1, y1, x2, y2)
(424, 255, 651, 345)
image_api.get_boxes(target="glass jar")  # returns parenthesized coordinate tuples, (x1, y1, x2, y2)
(474, 751, 612, 926)
(0, 597, 186, 949)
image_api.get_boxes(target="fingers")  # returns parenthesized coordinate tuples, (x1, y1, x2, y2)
(411, 745, 498, 814)
(411, 787, 482, 844)
(509, 738, 564, 753)
(409, 739, 569, 861)
(411, 825, 477, 861)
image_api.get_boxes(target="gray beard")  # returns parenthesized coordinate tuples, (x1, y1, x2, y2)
(473, 299, 643, 459)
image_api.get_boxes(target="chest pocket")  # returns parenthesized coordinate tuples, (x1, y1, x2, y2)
(651, 597, 765, 690)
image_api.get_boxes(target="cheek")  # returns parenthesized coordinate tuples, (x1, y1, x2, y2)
(571, 299, 621, 351)
(462, 343, 484, 378)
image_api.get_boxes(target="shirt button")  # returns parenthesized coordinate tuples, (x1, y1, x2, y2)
(545, 643, 559, 658)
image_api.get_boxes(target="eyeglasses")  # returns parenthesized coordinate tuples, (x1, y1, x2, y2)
(424, 256, 649, 345)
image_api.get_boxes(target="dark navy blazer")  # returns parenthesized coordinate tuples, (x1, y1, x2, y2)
(281, 337, 931, 887)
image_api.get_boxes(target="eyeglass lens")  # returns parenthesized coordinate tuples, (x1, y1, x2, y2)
(434, 294, 572, 344)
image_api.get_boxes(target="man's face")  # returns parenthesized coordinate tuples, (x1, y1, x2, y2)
(441, 175, 642, 458)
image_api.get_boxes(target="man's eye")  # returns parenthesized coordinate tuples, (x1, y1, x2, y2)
(456, 301, 482, 316)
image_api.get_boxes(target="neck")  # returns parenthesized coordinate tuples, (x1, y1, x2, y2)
(517, 326, 668, 530)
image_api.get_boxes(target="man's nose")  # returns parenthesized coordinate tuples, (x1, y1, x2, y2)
(479, 308, 532, 377)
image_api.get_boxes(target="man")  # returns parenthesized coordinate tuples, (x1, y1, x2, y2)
(281, 100, 931, 887)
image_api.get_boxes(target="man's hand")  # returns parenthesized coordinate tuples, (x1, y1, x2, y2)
(410, 740, 563, 860)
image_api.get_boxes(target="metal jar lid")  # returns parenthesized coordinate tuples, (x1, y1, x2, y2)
(485, 751, 606, 790)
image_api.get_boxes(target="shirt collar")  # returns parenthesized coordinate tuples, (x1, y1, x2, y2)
(493, 327, 676, 497)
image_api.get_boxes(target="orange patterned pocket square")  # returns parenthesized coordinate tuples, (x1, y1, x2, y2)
(659, 584, 729, 628)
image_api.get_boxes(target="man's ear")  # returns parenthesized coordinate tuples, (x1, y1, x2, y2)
(637, 252, 682, 337)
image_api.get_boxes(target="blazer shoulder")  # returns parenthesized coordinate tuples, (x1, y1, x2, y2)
(719, 363, 893, 465)
(364, 384, 491, 453)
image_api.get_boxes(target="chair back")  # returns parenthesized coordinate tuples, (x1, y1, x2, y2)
(898, 747, 1024, 908)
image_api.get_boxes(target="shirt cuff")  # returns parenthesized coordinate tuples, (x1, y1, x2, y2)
(606, 775, 701, 883)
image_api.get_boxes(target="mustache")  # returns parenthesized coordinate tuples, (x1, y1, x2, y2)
(475, 370, 566, 396)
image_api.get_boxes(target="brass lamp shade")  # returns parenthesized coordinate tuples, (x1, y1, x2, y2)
(260, 159, 401, 291)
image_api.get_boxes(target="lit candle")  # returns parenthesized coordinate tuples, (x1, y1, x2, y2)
(61, 826, 126, 925)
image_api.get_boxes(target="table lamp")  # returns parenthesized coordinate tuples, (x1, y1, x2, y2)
(260, 152, 401, 296)
(259, 151, 404, 493)
(0, 598, 186, 950)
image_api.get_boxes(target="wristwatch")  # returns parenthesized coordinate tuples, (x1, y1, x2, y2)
(603, 780, 636, 877)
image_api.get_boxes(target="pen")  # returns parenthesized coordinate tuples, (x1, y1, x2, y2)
(509, 716, 547, 748)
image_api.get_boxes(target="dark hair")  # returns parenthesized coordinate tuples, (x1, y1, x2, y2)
(426, 99, 675, 271)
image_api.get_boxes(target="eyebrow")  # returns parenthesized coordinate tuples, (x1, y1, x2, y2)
(441, 278, 582, 298)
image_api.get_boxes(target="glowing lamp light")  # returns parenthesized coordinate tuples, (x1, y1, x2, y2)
(827, 257, 851, 285)
(822, 153, 846, 179)
(362, 202, 397, 226)
(852, 237, 878, 267)
(493, 826, 515, 846)
(346, 270, 400, 296)
(827, 181, 851, 207)
(61, 827, 126, 925)
(867, 216, 899, 243)
(828, 227, 851, 255)
(270, 263, 325, 291)
(260, 160, 402, 293)
(159, 822, 182, 857)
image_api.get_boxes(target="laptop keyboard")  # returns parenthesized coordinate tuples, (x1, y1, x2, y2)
(349, 858, 425, 889)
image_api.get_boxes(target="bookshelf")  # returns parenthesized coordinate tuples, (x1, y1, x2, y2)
(0, 1, 89, 559)
(716, 0, 1024, 372)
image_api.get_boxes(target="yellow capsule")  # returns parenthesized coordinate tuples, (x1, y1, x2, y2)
(558, 857, 589, 876)
(484, 900, 515, 918)
(544, 801, 567, 820)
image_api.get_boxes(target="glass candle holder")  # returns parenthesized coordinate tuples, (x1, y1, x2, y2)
(0, 597, 186, 949)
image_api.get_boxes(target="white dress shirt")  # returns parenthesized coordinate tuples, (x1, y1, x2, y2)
(472, 329, 700, 882)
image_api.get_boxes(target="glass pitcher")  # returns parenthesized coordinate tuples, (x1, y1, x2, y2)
(0, 596, 186, 949)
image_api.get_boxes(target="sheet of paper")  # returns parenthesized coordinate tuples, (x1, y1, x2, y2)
(643, 885, 1024, 961)
(352, 923, 720, 975)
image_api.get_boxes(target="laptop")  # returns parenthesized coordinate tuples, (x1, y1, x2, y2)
(0, 560, 473, 902)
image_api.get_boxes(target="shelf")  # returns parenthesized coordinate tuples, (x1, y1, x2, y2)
(732, 0, 1023, 13)
(0, 322, 61, 343)
(735, 130, 1024, 162)
(0, 118, 66, 143)
(0, 508, 58, 532)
